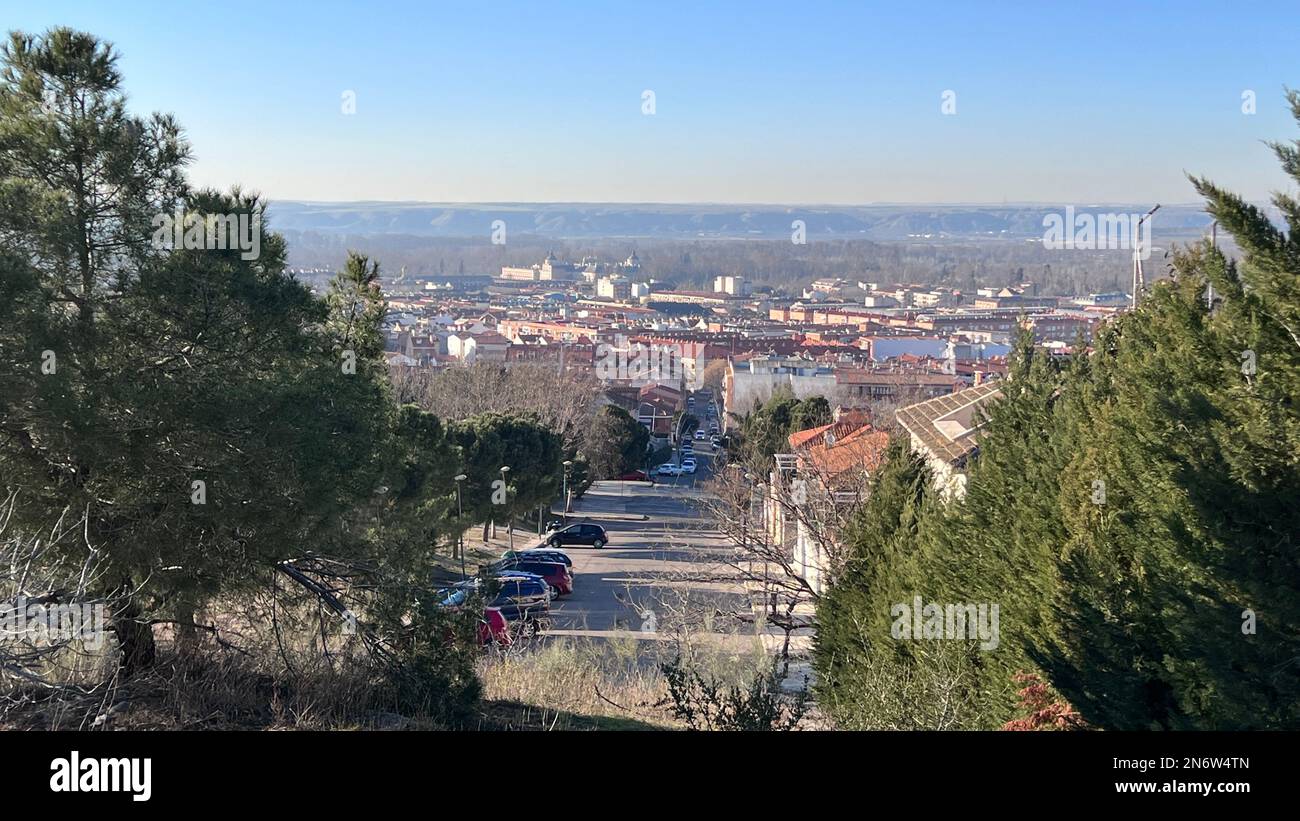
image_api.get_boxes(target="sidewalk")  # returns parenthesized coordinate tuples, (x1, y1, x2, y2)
(554, 480, 653, 521)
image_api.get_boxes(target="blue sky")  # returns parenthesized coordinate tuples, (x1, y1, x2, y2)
(4, 0, 1297, 203)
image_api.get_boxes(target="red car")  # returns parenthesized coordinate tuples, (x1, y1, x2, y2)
(478, 607, 511, 646)
(496, 558, 573, 597)
(438, 587, 514, 647)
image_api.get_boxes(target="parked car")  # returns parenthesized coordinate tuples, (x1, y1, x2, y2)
(433, 584, 513, 647)
(495, 558, 573, 597)
(709, 435, 721, 447)
(487, 572, 551, 625)
(504, 547, 572, 567)
(546, 522, 608, 549)
(680, 458, 697, 474)
(478, 607, 511, 646)
(657, 463, 682, 476)
(616, 470, 653, 482)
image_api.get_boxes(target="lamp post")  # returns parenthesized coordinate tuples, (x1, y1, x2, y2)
(562, 460, 573, 524)
(742, 471, 764, 611)
(499, 466, 512, 551)
(454, 474, 467, 581)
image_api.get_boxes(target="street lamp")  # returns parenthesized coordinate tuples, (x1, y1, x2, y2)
(454, 474, 467, 580)
(562, 460, 573, 524)
(738, 469, 755, 551)
(740, 471, 764, 611)
(499, 466, 512, 551)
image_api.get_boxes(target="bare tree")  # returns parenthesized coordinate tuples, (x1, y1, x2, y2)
(390, 362, 599, 454)
(665, 432, 889, 678)
(0, 492, 123, 724)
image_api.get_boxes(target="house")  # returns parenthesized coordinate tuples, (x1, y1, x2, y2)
(635, 383, 684, 437)
(833, 369, 959, 402)
(894, 380, 1003, 500)
(448, 331, 510, 364)
(763, 413, 891, 596)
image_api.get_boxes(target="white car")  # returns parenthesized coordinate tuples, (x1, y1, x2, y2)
(680, 459, 697, 474)
(694, 430, 705, 440)
(657, 463, 682, 476)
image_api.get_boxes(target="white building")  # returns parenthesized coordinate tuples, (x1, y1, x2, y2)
(724, 355, 838, 419)
(713, 275, 749, 296)
(597, 275, 632, 301)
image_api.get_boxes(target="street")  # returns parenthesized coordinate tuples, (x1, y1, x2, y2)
(546, 476, 742, 634)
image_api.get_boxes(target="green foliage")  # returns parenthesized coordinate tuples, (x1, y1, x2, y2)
(373, 596, 483, 725)
(446, 413, 564, 526)
(813, 438, 998, 728)
(790, 395, 832, 432)
(0, 28, 397, 635)
(815, 95, 1300, 730)
(658, 655, 806, 731)
(0, 30, 480, 720)
(582, 405, 650, 478)
(732, 389, 833, 469)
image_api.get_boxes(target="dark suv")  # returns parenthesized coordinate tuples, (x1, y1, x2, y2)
(487, 573, 551, 625)
(547, 523, 608, 549)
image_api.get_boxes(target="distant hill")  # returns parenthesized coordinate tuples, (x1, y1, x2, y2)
(267, 201, 1224, 242)
(271, 201, 1262, 298)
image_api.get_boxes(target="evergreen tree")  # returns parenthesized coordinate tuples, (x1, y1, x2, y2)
(815, 96, 1300, 730)
(583, 405, 650, 479)
(0, 29, 448, 672)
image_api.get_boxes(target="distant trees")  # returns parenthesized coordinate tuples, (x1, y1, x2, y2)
(391, 361, 598, 455)
(700, 359, 728, 396)
(285, 230, 1139, 299)
(813, 95, 1300, 730)
(391, 362, 600, 534)
(789, 396, 832, 433)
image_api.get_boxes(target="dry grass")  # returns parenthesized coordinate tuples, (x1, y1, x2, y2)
(478, 636, 674, 729)
(476, 633, 782, 730)
(4, 590, 798, 731)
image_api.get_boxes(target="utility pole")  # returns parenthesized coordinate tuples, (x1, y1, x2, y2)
(1206, 221, 1218, 309)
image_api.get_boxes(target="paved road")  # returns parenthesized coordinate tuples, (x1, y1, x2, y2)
(545, 475, 741, 633)
(531, 420, 750, 634)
